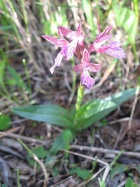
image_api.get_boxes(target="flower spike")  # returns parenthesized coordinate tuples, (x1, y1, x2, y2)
(42, 23, 126, 89)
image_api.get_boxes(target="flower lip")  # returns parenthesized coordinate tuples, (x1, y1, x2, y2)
(81, 71, 95, 89)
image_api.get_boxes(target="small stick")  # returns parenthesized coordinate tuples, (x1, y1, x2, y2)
(63, 150, 110, 184)
(64, 149, 108, 166)
(0, 127, 21, 138)
(71, 145, 140, 158)
(5, 133, 50, 145)
(128, 83, 140, 129)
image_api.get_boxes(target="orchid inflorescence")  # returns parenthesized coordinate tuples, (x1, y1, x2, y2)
(42, 24, 126, 89)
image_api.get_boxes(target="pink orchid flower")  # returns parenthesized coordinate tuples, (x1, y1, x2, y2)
(89, 26, 126, 58)
(74, 49, 101, 89)
(42, 24, 84, 74)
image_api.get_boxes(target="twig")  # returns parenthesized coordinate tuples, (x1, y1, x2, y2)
(5, 133, 50, 145)
(108, 117, 130, 124)
(128, 83, 140, 129)
(71, 145, 140, 158)
(32, 154, 48, 187)
(0, 127, 21, 138)
(63, 149, 108, 166)
(63, 149, 110, 185)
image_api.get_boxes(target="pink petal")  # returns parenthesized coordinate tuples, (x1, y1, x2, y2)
(106, 42, 126, 58)
(109, 41, 121, 48)
(81, 49, 90, 64)
(74, 49, 90, 72)
(74, 49, 101, 73)
(98, 25, 112, 39)
(67, 23, 84, 45)
(42, 35, 68, 47)
(62, 40, 77, 60)
(89, 25, 112, 51)
(106, 47, 126, 58)
(74, 63, 84, 72)
(57, 26, 72, 37)
(86, 63, 101, 72)
(81, 71, 95, 89)
(96, 34, 112, 43)
(95, 45, 110, 53)
(50, 51, 64, 74)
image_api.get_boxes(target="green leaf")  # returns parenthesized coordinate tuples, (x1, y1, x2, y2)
(0, 25, 13, 31)
(125, 178, 133, 187)
(77, 99, 116, 119)
(69, 167, 91, 180)
(11, 104, 73, 128)
(82, 0, 93, 25)
(0, 114, 11, 130)
(7, 65, 28, 91)
(46, 155, 57, 168)
(62, 129, 73, 150)
(99, 179, 106, 187)
(110, 164, 128, 179)
(31, 146, 48, 159)
(50, 133, 65, 154)
(26, 146, 48, 168)
(50, 129, 74, 154)
(81, 0, 97, 39)
(78, 88, 135, 129)
(114, 6, 137, 44)
(0, 49, 7, 87)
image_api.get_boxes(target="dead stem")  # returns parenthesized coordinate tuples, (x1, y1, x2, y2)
(71, 145, 140, 158)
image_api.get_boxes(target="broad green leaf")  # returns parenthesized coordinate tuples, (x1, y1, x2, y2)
(11, 104, 73, 128)
(69, 167, 91, 179)
(0, 114, 11, 130)
(78, 88, 135, 129)
(76, 99, 116, 119)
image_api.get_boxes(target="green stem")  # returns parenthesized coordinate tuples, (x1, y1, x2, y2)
(74, 84, 84, 129)
(75, 84, 84, 111)
(69, 59, 76, 103)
